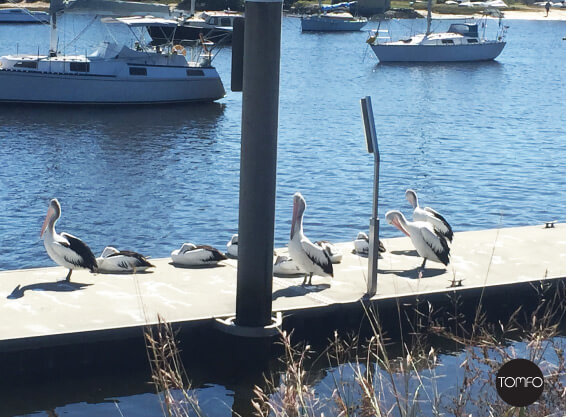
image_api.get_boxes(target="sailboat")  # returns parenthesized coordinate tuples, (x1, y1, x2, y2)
(0, 0, 225, 104)
(301, 1, 367, 32)
(367, 2, 507, 62)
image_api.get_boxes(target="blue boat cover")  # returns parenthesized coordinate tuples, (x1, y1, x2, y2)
(321, 1, 357, 12)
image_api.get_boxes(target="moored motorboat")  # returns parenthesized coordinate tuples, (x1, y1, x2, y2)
(147, 10, 241, 45)
(301, 1, 367, 32)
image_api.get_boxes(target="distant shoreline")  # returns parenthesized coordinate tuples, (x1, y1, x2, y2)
(3, 1, 566, 21)
(423, 8, 566, 20)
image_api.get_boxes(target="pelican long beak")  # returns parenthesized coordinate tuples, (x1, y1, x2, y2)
(40, 206, 54, 238)
(392, 217, 410, 237)
(290, 198, 298, 239)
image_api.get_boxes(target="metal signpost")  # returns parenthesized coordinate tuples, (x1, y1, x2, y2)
(360, 96, 380, 297)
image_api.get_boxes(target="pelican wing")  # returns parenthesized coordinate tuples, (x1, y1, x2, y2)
(196, 245, 228, 262)
(108, 250, 155, 268)
(60, 232, 98, 271)
(419, 227, 450, 266)
(423, 207, 453, 242)
(301, 240, 333, 277)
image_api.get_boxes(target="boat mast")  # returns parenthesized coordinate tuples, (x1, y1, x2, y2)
(49, 0, 65, 57)
(425, 0, 432, 36)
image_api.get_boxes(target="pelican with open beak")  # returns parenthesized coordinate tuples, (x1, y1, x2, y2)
(40, 199, 98, 282)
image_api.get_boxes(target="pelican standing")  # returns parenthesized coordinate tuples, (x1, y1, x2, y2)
(385, 210, 450, 270)
(96, 246, 155, 273)
(40, 199, 98, 282)
(405, 189, 453, 242)
(288, 192, 333, 286)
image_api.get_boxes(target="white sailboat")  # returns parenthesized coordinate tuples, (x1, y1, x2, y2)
(367, 2, 507, 62)
(0, 0, 225, 104)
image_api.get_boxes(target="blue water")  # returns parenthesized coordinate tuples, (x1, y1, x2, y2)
(0, 14, 565, 416)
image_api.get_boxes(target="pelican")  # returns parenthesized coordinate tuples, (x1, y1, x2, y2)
(405, 189, 453, 242)
(314, 240, 343, 263)
(385, 210, 450, 270)
(288, 192, 333, 286)
(273, 255, 303, 275)
(171, 243, 227, 266)
(226, 234, 238, 258)
(40, 198, 97, 282)
(96, 246, 155, 273)
(353, 232, 386, 256)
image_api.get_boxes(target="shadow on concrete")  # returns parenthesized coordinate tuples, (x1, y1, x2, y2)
(7, 281, 93, 299)
(272, 283, 331, 300)
(377, 267, 446, 279)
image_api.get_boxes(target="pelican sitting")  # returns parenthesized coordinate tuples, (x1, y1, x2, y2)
(171, 243, 227, 266)
(405, 189, 453, 242)
(273, 255, 303, 275)
(353, 232, 386, 256)
(314, 240, 343, 263)
(226, 234, 238, 258)
(385, 210, 450, 270)
(288, 192, 333, 286)
(40, 198, 98, 282)
(96, 246, 155, 273)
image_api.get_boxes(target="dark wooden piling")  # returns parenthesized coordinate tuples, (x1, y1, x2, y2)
(235, 0, 283, 330)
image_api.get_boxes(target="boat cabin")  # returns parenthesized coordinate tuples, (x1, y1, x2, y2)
(448, 23, 479, 38)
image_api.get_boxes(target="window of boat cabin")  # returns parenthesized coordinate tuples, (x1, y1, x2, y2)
(14, 61, 38, 69)
(209, 17, 218, 24)
(70, 62, 90, 72)
(441, 39, 454, 45)
(221, 18, 231, 26)
(129, 67, 147, 76)
(187, 69, 204, 76)
(467, 38, 478, 43)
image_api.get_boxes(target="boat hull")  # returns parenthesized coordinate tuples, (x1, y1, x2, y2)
(0, 10, 49, 24)
(301, 17, 367, 32)
(0, 69, 226, 104)
(370, 42, 506, 62)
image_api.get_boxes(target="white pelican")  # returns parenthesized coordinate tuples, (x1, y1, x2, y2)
(273, 255, 303, 275)
(40, 198, 98, 282)
(353, 232, 386, 256)
(226, 234, 238, 258)
(314, 240, 343, 263)
(385, 210, 450, 270)
(96, 246, 155, 273)
(405, 189, 453, 242)
(171, 243, 227, 266)
(288, 192, 333, 286)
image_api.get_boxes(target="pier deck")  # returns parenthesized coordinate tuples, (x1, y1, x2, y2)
(0, 223, 564, 353)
